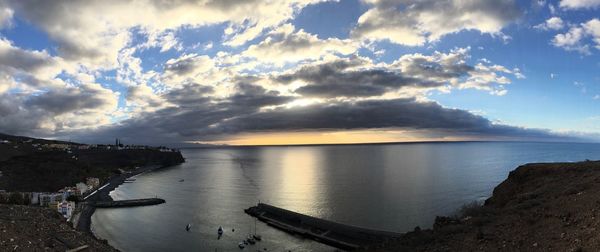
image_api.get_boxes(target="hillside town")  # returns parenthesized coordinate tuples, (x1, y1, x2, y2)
(0, 176, 101, 221)
(0, 136, 178, 222)
(0, 137, 178, 153)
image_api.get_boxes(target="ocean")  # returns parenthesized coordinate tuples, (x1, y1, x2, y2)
(91, 142, 600, 251)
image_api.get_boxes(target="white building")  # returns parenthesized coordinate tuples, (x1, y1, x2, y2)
(76, 182, 88, 195)
(39, 193, 64, 207)
(57, 201, 75, 219)
(30, 192, 40, 205)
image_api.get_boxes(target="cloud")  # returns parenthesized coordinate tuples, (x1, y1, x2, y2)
(26, 84, 116, 115)
(0, 38, 70, 93)
(277, 57, 434, 98)
(75, 96, 572, 145)
(274, 48, 519, 98)
(5, 0, 326, 69)
(0, 0, 581, 144)
(534, 17, 565, 30)
(139, 31, 183, 53)
(243, 24, 358, 64)
(552, 18, 600, 54)
(48, 47, 541, 145)
(583, 19, 600, 49)
(0, 84, 118, 136)
(126, 84, 171, 114)
(351, 0, 521, 46)
(560, 0, 600, 9)
(0, 4, 13, 28)
(162, 53, 216, 86)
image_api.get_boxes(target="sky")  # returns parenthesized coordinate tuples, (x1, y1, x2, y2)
(0, 0, 599, 146)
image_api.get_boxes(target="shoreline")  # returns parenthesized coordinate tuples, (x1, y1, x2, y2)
(76, 164, 170, 234)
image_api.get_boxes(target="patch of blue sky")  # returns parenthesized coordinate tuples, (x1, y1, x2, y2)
(176, 23, 229, 55)
(1, 17, 57, 54)
(293, 0, 366, 39)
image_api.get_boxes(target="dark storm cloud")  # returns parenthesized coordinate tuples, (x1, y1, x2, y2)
(398, 56, 475, 79)
(162, 83, 214, 107)
(203, 98, 547, 137)
(275, 58, 463, 98)
(164, 56, 202, 76)
(75, 96, 573, 145)
(26, 86, 113, 114)
(72, 82, 296, 144)
(0, 83, 117, 138)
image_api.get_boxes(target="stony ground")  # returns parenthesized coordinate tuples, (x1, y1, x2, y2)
(0, 204, 117, 251)
(368, 160, 600, 252)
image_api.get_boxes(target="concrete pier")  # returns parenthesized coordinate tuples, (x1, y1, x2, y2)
(244, 203, 403, 250)
(92, 198, 165, 208)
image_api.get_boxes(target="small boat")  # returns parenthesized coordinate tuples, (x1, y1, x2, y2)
(238, 242, 245, 249)
(179, 179, 184, 182)
(218, 226, 224, 235)
(185, 223, 192, 231)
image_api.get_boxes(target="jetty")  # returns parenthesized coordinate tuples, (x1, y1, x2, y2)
(92, 198, 165, 208)
(244, 203, 402, 250)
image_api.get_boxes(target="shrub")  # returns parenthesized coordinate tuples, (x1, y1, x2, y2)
(454, 200, 491, 218)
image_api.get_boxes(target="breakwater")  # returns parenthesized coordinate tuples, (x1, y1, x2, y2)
(244, 203, 402, 250)
(93, 198, 165, 208)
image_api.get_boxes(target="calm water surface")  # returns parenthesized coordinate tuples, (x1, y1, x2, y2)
(91, 142, 600, 251)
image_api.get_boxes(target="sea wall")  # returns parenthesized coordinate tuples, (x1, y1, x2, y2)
(245, 203, 402, 250)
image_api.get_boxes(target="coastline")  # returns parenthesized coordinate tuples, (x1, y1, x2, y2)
(368, 160, 600, 251)
(76, 164, 171, 234)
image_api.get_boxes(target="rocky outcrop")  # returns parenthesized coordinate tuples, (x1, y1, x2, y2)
(0, 132, 185, 192)
(0, 204, 118, 251)
(367, 160, 600, 251)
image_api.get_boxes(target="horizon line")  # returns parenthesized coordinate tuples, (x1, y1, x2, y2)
(180, 139, 599, 149)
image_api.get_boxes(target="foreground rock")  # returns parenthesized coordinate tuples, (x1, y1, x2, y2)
(0, 204, 117, 251)
(369, 160, 600, 251)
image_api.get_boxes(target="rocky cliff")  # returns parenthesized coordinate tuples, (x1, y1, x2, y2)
(369, 160, 600, 251)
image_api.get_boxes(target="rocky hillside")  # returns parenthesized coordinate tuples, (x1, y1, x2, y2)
(370, 160, 600, 251)
(0, 204, 118, 251)
(0, 133, 185, 192)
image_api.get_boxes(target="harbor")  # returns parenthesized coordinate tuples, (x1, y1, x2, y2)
(244, 203, 403, 250)
(76, 165, 169, 233)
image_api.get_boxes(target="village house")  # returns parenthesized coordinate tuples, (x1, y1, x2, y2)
(59, 187, 81, 197)
(30, 192, 40, 205)
(38, 193, 65, 207)
(57, 201, 75, 219)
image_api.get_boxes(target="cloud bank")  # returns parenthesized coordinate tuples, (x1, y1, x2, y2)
(0, 0, 589, 145)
